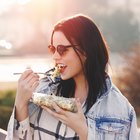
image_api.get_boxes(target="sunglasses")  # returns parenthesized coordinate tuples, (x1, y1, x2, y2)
(48, 44, 79, 56)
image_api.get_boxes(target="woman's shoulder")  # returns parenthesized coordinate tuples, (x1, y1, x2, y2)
(102, 76, 133, 110)
(98, 83, 134, 119)
(88, 76, 134, 120)
(109, 84, 133, 109)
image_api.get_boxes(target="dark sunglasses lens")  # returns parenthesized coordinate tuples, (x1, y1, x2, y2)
(48, 45, 68, 56)
(57, 45, 66, 55)
(48, 45, 55, 54)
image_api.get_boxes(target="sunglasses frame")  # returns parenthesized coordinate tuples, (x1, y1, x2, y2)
(48, 44, 80, 56)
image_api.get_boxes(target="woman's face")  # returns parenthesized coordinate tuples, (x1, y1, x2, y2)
(52, 31, 86, 81)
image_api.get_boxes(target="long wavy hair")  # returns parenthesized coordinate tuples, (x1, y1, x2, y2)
(51, 14, 109, 113)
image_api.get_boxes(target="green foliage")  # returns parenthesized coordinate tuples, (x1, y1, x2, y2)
(0, 106, 13, 130)
(0, 89, 16, 130)
(0, 90, 16, 106)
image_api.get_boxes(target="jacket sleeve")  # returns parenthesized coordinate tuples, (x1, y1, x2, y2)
(5, 107, 33, 140)
(5, 77, 58, 140)
(129, 108, 139, 140)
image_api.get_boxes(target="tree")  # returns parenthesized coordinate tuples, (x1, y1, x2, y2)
(115, 45, 140, 115)
(100, 9, 140, 52)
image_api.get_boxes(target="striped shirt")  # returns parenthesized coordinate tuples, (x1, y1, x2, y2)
(13, 106, 80, 140)
(34, 107, 79, 139)
(12, 77, 80, 139)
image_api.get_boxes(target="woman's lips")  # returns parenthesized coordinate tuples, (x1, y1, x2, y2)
(60, 66, 67, 73)
(56, 63, 67, 73)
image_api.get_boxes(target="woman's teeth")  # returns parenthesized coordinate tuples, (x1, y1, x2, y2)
(57, 64, 66, 69)
(57, 64, 66, 72)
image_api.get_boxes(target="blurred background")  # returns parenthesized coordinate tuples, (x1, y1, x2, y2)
(0, 0, 140, 130)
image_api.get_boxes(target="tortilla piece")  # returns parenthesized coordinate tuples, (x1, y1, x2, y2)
(50, 67, 61, 82)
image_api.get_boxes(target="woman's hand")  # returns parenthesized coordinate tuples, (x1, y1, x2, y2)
(15, 69, 40, 109)
(41, 99, 88, 140)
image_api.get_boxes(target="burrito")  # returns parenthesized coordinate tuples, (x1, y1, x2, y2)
(31, 92, 78, 113)
(50, 66, 61, 82)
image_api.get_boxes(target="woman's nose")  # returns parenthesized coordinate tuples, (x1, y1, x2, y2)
(52, 51, 61, 60)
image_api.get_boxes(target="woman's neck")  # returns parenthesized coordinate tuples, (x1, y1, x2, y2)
(74, 75, 88, 104)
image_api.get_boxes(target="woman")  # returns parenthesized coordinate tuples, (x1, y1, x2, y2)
(6, 14, 139, 140)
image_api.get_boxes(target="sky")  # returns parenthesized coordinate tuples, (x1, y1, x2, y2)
(0, 0, 140, 12)
(0, 0, 30, 12)
(0, 0, 140, 10)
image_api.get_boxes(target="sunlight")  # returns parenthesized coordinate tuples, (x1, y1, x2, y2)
(17, 0, 31, 5)
(0, 40, 13, 50)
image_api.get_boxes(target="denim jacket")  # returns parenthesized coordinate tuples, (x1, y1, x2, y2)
(6, 76, 139, 140)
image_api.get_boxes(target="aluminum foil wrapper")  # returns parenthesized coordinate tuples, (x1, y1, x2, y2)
(31, 92, 78, 113)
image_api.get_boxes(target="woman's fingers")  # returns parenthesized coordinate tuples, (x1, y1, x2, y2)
(18, 69, 40, 88)
(27, 76, 39, 87)
(19, 69, 33, 80)
(76, 98, 83, 114)
(41, 105, 67, 123)
(52, 102, 67, 115)
(26, 73, 39, 83)
(31, 81, 39, 91)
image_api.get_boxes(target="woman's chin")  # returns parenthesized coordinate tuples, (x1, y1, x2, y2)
(61, 76, 67, 80)
(60, 74, 70, 80)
